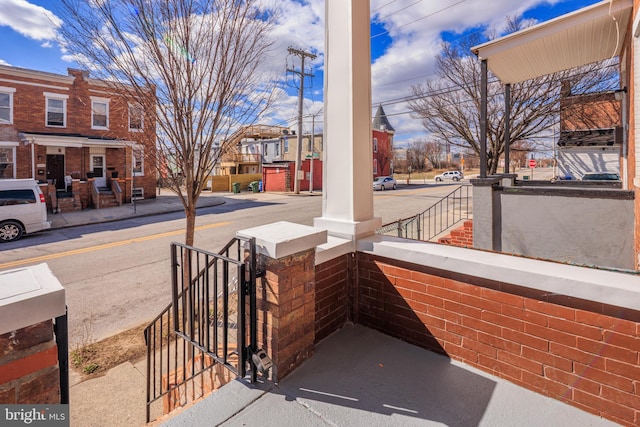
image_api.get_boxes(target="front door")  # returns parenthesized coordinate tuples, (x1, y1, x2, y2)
(46, 154, 65, 189)
(91, 155, 107, 187)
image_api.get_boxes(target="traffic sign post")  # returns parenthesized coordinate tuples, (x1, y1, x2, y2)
(529, 158, 536, 180)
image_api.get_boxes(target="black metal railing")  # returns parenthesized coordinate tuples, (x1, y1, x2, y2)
(376, 185, 472, 241)
(54, 308, 69, 405)
(144, 237, 258, 423)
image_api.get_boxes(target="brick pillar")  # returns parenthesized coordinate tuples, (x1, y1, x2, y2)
(258, 248, 315, 381)
(237, 221, 327, 382)
(0, 264, 66, 405)
(0, 321, 60, 404)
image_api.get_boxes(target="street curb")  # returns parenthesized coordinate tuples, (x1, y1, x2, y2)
(48, 198, 226, 231)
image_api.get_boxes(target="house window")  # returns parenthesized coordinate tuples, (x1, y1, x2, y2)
(45, 93, 68, 127)
(132, 187, 144, 200)
(275, 142, 280, 157)
(373, 137, 378, 153)
(264, 144, 269, 156)
(284, 139, 289, 153)
(0, 87, 16, 124)
(307, 137, 312, 152)
(373, 158, 378, 175)
(132, 147, 144, 176)
(129, 103, 143, 131)
(0, 144, 16, 179)
(91, 97, 110, 129)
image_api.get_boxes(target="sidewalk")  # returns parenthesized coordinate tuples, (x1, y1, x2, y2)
(48, 189, 228, 229)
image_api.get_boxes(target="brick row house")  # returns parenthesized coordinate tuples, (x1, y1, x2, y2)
(372, 104, 395, 177)
(0, 65, 156, 212)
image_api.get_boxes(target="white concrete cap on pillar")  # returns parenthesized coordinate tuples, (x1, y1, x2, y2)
(237, 221, 328, 259)
(0, 263, 66, 336)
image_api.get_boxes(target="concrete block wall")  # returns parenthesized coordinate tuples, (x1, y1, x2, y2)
(0, 321, 60, 404)
(356, 252, 640, 426)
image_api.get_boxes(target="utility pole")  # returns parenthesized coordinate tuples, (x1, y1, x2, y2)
(309, 108, 322, 194)
(287, 46, 316, 194)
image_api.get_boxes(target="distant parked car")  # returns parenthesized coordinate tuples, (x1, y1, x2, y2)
(434, 170, 463, 182)
(581, 172, 620, 181)
(373, 176, 397, 191)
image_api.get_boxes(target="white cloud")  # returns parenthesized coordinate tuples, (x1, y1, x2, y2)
(367, 0, 581, 144)
(0, 0, 62, 41)
(0, 58, 11, 66)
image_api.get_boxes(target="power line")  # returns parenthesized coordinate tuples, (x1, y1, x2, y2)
(372, 0, 466, 39)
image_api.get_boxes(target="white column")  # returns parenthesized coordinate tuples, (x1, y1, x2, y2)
(314, 0, 381, 240)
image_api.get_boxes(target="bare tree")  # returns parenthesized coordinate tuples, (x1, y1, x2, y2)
(57, 0, 278, 246)
(509, 140, 534, 170)
(423, 139, 445, 169)
(407, 140, 427, 171)
(408, 17, 618, 175)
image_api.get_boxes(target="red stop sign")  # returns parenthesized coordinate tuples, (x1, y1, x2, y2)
(529, 159, 537, 168)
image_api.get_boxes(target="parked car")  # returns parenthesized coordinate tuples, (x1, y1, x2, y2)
(434, 170, 463, 182)
(0, 179, 51, 242)
(581, 172, 620, 181)
(373, 176, 397, 191)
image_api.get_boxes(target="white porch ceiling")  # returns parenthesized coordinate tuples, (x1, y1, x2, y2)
(471, 0, 633, 84)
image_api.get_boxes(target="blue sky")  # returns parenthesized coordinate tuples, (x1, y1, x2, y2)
(0, 0, 601, 145)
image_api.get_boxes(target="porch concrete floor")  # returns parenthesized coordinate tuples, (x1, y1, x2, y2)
(160, 324, 618, 427)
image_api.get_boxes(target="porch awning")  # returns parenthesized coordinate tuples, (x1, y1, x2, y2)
(471, 0, 633, 84)
(19, 133, 131, 148)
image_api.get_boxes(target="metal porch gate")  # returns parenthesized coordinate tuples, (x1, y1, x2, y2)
(144, 236, 258, 422)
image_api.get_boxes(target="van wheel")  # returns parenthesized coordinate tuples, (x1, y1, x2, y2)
(0, 221, 23, 242)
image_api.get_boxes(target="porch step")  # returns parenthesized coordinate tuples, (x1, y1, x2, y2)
(97, 191, 120, 208)
(55, 196, 81, 213)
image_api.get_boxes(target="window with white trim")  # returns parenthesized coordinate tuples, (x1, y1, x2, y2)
(45, 93, 68, 127)
(132, 187, 144, 200)
(0, 143, 17, 179)
(132, 146, 144, 176)
(0, 87, 16, 124)
(91, 97, 110, 129)
(373, 158, 378, 175)
(128, 103, 143, 131)
(373, 137, 378, 153)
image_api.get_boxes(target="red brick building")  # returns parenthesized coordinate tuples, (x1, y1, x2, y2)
(372, 105, 394, 177)
(0, 65, 156, 211)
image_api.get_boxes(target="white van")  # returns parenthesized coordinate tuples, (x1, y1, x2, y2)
(0, 179, 51, 242)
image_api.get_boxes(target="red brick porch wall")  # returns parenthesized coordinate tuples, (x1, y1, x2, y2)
(315, 254, 351, 343)
(356, 252, 640, 426)
(0, 321, 60, 404)
(438, 220, 473, 247)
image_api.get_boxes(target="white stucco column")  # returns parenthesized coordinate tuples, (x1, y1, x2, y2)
(314, 0, 381, 241)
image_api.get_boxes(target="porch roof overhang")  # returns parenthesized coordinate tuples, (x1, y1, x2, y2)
(471, 0, 633, 84)
(19, 133, 130, 148)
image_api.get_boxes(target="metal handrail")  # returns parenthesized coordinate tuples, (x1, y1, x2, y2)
(144, 237, 258, 423)
(376, 185, 472, 241)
